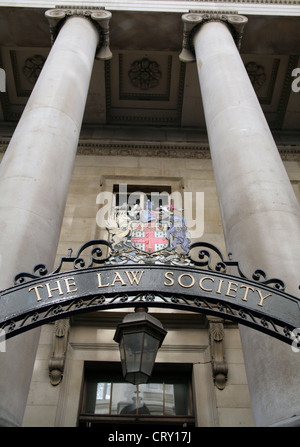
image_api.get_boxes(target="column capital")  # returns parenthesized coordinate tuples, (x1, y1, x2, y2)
(45, 8, 112, 60)
(179, 12, 248, 63)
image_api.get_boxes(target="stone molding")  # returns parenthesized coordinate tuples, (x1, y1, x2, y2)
(80, 141, 212, 158)
(179, 12, 248, 63)
(65, 140, 300, 161)
(0, 138, 299, 160)
(5, 0, 300, 13)
(45, 7, 112, 60)
(192, 0, 299, 3)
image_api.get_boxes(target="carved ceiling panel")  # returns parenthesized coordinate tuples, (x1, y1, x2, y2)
(105, 51, 186, 125)
(1, 46, 48, 100)
(0, 46, 49, 120)
(0, 44, 298, 132)
(0, 8, 299, 133)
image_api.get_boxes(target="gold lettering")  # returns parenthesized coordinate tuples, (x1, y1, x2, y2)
(111, 271, 126, 286)
(164, 271, 174, 286)
(125, 271, 144, 285)
(178, 273, 195, 288)
(257, 289, 272, 307)
(45, 280, 63, 298)
(199, 276, 214, 292)
(216, 279, 224, 294)
(225, 281, 239, 298)
(64, 277, 77, 293)
(240, 284, 255, 302)
(97, 272, 109, 288)
(28, 284, 44, 302)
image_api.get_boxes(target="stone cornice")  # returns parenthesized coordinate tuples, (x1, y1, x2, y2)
(193, 0, 300, 3)
(77, 141, 211, 158)
(0, 138, 299, 160)
(79, 141, 300, 161)
(0, 1, 299, 16)
(1, 0, 299, 4)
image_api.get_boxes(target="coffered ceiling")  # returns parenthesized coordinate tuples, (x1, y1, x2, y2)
(0, 7, 299, 135)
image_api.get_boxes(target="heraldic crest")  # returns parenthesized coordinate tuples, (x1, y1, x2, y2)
(106, 200, 191, 266)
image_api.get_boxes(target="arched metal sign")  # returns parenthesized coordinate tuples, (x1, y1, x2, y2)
(0, 238, 299, 345)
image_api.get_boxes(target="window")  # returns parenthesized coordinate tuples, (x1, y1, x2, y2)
(79, 362, 195, 426)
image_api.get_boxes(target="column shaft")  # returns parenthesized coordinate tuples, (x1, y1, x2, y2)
(193, 19, 300, 426)
(0, 15, 99, 426)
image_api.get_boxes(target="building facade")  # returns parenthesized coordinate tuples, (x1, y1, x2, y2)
(0, 0, 299, 427)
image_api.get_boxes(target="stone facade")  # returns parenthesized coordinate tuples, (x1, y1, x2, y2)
(0, 0, 299, 428)
(20, 147, 300, 427)
(21, 150, 253, 427)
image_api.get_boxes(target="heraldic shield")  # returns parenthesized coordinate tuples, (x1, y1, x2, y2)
(131, 224, 168, 253)
(106, 199, 191, 264)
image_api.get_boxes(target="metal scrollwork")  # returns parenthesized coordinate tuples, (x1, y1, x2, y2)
(14, 239, 112, 285)
(189, 241, 286, 291)
(1, 290, 295, 345)
(14, 264, 48, 285)
(2, 237, 297, 347)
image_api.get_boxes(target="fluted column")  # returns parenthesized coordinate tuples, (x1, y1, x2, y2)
(0, 9, 111, 427)
(180, 13, 300, 426)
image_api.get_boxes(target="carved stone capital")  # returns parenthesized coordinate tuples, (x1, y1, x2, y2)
(179, 12, 248, 62)
(208, 318, 228, 390)
(45, 8, 112, 60)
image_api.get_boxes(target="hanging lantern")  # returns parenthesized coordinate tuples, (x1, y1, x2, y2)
(114, 307, 167, 385)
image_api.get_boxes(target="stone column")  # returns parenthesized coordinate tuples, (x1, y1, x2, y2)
(180, 13, 300, 426)
(0, 9, 111, 427)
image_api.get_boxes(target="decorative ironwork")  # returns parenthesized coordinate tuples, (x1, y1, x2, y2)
(188, 241, 286, 291)
(0, 231, 298, 345)
(0, 290, 296, 345)
(14, 239, 112, 285)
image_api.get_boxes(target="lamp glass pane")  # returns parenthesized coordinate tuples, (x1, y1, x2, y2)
(123, 332, 143, 373)
(119, 337, 126, 378)
(141, 334, 160, 376)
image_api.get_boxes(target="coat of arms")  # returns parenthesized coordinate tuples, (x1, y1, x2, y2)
(106, 200, 191, 265)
